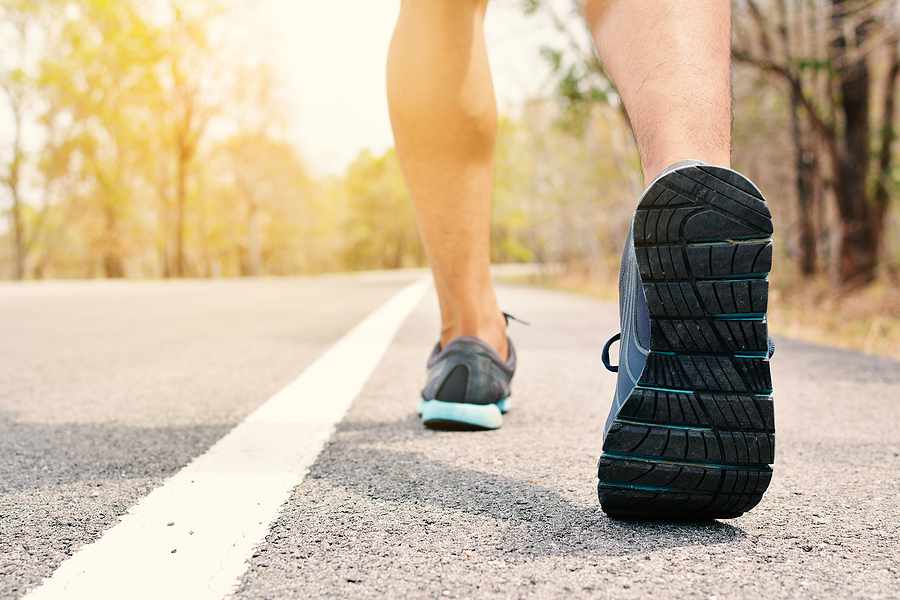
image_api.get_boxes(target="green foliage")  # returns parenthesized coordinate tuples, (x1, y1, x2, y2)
(342, 149, 424, 271)
(524, 9, 615, 134)
(520, 0, 542, 16)
(793, 57, 833, 73)
(4, 0, 894, 286)
(204, 133, 314, 275)
(493, 105, 642, 272)
(525, 0, 900, 287)
(0, 0, 430, 279)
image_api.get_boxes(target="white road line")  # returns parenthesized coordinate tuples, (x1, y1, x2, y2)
(25, 278, 430, 600)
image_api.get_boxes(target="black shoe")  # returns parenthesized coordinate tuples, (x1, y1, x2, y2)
(417, 319, 518, 431)
(598, 161, 776, 519)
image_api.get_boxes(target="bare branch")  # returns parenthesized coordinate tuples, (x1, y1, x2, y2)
(746, 0, 777, 61)
(732, 48, 837, 147)
(874, 41, 899, 212)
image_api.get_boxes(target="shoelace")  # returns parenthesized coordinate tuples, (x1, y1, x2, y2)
(601, 333, 620, 373)
(601, 331, 776, 374)
(502, 312, 530, 327)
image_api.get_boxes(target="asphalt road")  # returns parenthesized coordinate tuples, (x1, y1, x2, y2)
(2, 273, 899, 599)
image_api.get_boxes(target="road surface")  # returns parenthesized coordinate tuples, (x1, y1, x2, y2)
(2, 272, 899, 599)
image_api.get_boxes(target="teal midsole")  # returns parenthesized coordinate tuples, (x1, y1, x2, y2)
(417, 397, 510, 415)
(418, 398, 509, 429)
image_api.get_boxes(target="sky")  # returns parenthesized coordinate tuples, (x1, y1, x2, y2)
(231, 1, 563, 176)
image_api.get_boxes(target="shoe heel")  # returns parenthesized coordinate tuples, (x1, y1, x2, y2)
(420, 399, 503, 431)
(599, 165, 775, 520)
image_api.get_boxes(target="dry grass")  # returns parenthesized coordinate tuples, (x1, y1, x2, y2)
(502, 271, 900, 360)
(769, 278, 900, 359)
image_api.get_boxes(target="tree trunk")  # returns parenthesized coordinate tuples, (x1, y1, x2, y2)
(830, 1, 878, 287)
(796, 153, 820, 277)
(103, 253, 125, 278)
(102, 205, 125, 278)
(245, 202, 262, 277)
(832, 148, 878, 288)
(156, 182, 172, 279)
(872, 45, 899, 258)
(6, 100, 26, 280)
(160, 246, 171, 278)
(787, 86, 819, 276)
(174, 145, 187, 277)
(10, 185, 25, 280)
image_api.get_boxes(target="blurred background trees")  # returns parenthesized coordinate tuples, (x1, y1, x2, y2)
(0, 0, 328, 278)
(1, 0, 897, 317)
(523, 0, 899, 291)
(732, 0, 899, 288)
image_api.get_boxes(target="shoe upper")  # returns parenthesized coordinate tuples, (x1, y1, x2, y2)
(603, 160, 705, 437)
(422, 336, 516, 406)
(602, 160, 776, 438)
(604, 221, 651, 436)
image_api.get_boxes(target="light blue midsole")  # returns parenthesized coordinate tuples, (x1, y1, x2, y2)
(417, 397, 510, 429)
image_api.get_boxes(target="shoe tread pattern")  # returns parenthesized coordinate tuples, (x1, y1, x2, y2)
(599, 166, 775, 520)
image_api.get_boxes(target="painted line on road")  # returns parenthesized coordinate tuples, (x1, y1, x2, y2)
(25, 278, 430, 600)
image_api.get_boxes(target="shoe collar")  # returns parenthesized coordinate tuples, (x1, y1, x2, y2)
(428, 335, 516, 371)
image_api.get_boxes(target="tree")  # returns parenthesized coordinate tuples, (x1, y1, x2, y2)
(494, 104, 640, 273)
(156, 2, 219, 277)
(523, 0, 899, 288)
(342, 149, 424, 270)
(207, 133, 313, 276)
(0, 0, 51, 279)
(734, 0, 826, 276)
(1, 16, 30, 280)
(733, 0, 900, 287)
(38, 0, 167, 277)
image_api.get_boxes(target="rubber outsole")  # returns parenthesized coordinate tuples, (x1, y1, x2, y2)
(418, 397, 510, 431)
(598, 165, 775, 520)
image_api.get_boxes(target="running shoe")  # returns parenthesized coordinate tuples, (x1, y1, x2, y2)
(598, 161, 776, 519)
(418, 316, 518, 431)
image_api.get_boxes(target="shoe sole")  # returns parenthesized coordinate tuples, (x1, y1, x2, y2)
(418, 397, 510, 431)
(598, 165, 775, 520)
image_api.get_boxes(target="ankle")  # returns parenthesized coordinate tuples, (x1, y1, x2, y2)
(642, 151, 731, 185)
(441, 311, 508, 361)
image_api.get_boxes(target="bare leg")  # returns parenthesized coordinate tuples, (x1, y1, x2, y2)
(585, 0, 733, 183)
(386, 0, 507, 358)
